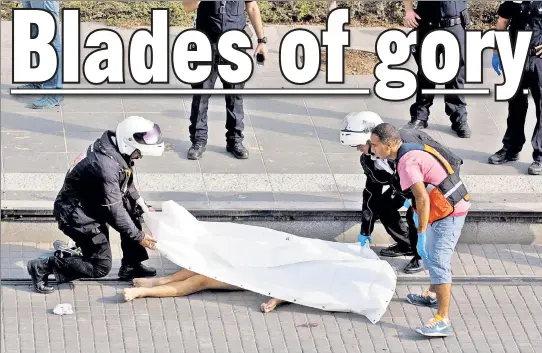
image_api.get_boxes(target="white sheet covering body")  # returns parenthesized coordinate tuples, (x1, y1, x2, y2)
(143, 201, 397, 324)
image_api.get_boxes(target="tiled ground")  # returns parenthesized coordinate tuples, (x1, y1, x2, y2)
(2, 283, 542, 353)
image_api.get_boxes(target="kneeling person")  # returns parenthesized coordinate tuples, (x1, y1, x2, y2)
(27, 116, 165, 294)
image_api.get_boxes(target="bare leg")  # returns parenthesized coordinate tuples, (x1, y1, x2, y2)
(133, 269, 197, 288)
(435, 284, 452, 319)
(261, 298, 288, 313)
(124, 274, 241, 301)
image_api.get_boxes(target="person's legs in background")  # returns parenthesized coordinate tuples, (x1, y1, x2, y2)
(17, 1, 41, 90)
(444, 24, 471, 138)
(187, 59, 220, 160)
(488, 79, 529, 166)
(222, 82, 249, 159)
(219, 50, 249, 159)
(19, 1, 64, 108)
(407, 26, 435, 129)
(527, 57, 542, 175)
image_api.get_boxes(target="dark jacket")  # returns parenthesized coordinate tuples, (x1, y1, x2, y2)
(53, 131, 144, 242)
(498, 1, 542, 48)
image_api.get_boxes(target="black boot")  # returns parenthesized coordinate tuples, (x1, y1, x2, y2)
(226, 142, 249, 159)
(118, 262, 157, 281)
(380, 243, 414, 257)
(488, 148, 519, 165)
(27, 258, 55, 294)
(452, 121, 471, 138)
(187, 142, 206, 160)
(404, 257, 424, 274)
(405, 118, 428, 130)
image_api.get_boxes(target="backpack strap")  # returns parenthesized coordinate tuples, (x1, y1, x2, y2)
(397, 142, 470, 206)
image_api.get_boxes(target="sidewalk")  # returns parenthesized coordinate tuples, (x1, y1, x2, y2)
(1, 21, 541, 214)
(2, 282, 542, 353)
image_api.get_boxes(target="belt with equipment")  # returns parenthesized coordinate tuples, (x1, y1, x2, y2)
(426, 16, 462, 28)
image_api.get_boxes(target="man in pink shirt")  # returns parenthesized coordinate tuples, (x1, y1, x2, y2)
(370, 123, 470, 338)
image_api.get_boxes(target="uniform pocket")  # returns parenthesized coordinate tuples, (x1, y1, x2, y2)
(227, 0, 243, 16)
(91, 233, 108, 245)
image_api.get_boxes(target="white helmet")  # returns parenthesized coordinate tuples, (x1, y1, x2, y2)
(115, 116, 165, 158)
(340, 111, 384, 147)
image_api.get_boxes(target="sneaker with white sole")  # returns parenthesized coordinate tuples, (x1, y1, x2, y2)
(406, 291, 438, 308)
(415, 317, 454, 337)
(33, 96, 63, 109)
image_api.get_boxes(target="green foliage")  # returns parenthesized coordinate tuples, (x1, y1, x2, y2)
(1, 0, 500, 29)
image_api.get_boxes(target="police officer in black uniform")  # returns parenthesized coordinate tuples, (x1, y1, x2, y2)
(183, 1, 268, 160)
(403, 0, 472, 139)
(26, 116, 165, 294)
(488, 1, 542, 175)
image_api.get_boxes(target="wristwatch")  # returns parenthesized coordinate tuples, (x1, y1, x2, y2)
(257, 37, 267, 44)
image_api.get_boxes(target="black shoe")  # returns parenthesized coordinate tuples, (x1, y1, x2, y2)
(528, 161, 542, 175)
(27, 258, 55, 294)
(452, 121, 471, 138)
(380, 243, 414, 257)
(488, 148, 519, 165)
(405, 118, 428, 130)
(187, 142, 206, 160)
(226, 142, 249, 159)
(118, 263, 157, 280)
(404, 257, 424, 274)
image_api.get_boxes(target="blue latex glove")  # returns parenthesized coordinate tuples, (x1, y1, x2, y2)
(412, 212, 419, 229)
(404, 199, 419, 228)
(358, 233, 371, 247)
(417, 232, 428, 260)
(492, 52, 501, 76)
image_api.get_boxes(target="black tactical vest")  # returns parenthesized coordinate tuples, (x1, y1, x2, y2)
(416, 1, 467, 22)
(196, 1, 247, 44)
(519, 1, 542, 47)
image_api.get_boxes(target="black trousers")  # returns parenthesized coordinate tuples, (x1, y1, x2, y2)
(189, 48, 245, 145)
(361, 187, 420, 259)
(50, 224, 149, 283)
(502, 56, 542, 162)
(410, 23, 467, 125)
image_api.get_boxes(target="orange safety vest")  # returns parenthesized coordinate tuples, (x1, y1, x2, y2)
(396, 143, 470, 224)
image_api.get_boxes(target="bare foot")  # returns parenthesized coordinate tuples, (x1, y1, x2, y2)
(133, 277, 160, 288)
(260, 298, 286, 313)
(123, 288, 140, 302)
